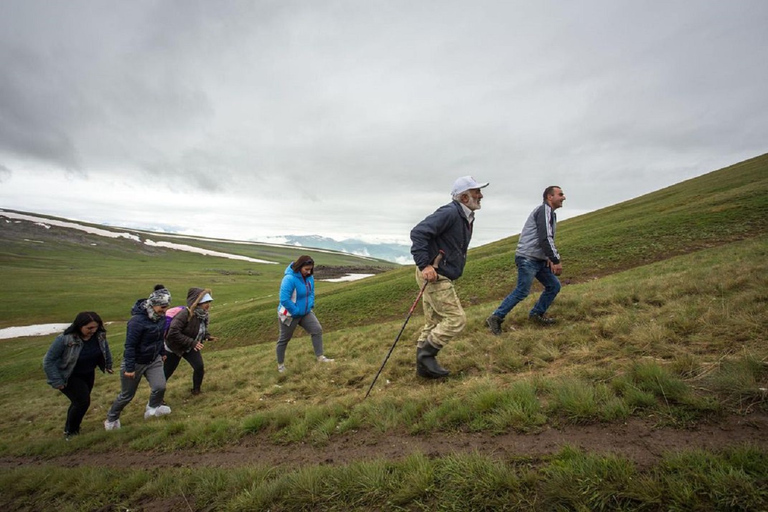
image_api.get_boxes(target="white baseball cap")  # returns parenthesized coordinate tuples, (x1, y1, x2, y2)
(199, 292, 213, 303)
(451, 176, 489, 196)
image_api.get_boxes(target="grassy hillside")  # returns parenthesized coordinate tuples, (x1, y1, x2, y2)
(0, 154, 767, 510)
(0, 215, 396, 328)
(2, 153, 765, 341)
(223, 152, 768, 346)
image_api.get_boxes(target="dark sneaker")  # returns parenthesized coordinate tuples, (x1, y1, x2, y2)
(486, 315, 503, 335)
(530, 314, 556, 326)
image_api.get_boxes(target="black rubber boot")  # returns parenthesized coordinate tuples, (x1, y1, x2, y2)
(416, 343, 450, 378)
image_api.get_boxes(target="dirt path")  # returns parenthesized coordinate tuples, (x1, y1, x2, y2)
(3, 413, 767, 471)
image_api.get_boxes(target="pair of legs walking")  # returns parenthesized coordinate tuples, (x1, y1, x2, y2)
(487, 256, 561, 334)
(59, 371, 95, 436)
(164, 350, 204, 394)
(415, 268, 466, 378)
(276, 311, 333, 372)
(105, 355, 168, 429)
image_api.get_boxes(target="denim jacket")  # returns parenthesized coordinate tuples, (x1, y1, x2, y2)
(42, 331, 112, 389)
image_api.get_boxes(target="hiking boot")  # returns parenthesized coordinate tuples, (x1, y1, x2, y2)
(530, 314, 556, 326)
(277, 363, 286, 373)
(104, 419, 121, 431)
(416, 343, 450, 379)
(486, 315, 503, 335)
(317, 355, 334, 363)
(144, 404, 171, 419)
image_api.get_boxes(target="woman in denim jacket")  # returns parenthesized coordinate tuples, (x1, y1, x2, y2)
(43, 311, 113, 438)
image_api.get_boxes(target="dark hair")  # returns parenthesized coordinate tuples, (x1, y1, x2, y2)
(63, 311, 105, 336)
(154, 283, 166, 291)
(543, 186, 561, 201)
(291, 255, 315, 274)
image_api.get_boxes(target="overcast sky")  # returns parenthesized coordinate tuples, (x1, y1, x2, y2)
(1, 1, 766, 248)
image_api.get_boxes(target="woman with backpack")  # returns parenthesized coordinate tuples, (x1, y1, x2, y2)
(104, 284, 172, 430)
(276, 255, 334, 373)
(43, 311, 113, 439)
(164, 287, 217, 396)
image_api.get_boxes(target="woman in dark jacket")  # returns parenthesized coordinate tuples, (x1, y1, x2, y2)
(104, 284, 172, 430)
(43, 311, 113, 438)
(164, 287, 217, 396)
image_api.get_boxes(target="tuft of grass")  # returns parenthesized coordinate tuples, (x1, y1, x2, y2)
(541, 446, 644, 511)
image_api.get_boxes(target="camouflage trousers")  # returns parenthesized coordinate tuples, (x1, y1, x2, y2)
(414, 267, 467, 349)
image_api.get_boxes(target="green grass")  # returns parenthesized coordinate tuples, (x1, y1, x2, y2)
(2, 446, 767, 510)
(1, 153, 767, 510)
(1, 237, 765, 447)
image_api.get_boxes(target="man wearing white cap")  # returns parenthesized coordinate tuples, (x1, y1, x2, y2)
(410, 176, 489, 378)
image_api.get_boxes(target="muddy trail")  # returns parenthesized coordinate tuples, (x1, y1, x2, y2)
(3, 412, 767, 471)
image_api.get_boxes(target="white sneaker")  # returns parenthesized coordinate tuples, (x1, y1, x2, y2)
(317, 355, 334, 363)
(144, 404, 172, 419)
(104, 419, 121, 431)
(277, 364, 286, 373)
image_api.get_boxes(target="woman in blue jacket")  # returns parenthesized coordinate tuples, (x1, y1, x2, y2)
(276, 255, 333, 372)
(104, 284, 172, 430)
(43, 311, 113, 438)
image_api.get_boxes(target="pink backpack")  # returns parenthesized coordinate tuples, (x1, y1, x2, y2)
(163, 306, 188, 338)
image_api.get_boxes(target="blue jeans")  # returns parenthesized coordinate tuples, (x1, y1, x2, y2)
(492, 256, 561, 319)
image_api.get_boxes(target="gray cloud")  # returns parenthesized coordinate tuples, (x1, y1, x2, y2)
(0, 0, 766, 245)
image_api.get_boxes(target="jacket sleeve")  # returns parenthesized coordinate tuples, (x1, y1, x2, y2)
(123, 318, 141, 372)
(534, 206, 560, 264)
(279, 276, 302, 316)
(42, 335, 66, 388)
(167, 309, 196, 352)
(101, 331, 113, 372)
(410, 207, 452, 270)
(308, 277, 316, 311)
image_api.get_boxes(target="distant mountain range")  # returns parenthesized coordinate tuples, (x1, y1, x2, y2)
(257, 235, 411, 265)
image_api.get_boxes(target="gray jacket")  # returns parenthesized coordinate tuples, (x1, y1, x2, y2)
(515, 202, 560, 263)
(42, 331, 112, 388)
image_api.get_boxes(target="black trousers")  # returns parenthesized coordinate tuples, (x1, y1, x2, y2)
(60, 371, 95, 434)
(164, 350, 205, 391)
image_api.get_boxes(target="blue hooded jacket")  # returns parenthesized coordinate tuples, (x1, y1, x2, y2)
(123, 298, 166, 372)
(278, 263, 315, 318)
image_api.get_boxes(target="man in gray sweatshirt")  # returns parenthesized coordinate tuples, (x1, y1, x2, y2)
(486, 186, 566, 334)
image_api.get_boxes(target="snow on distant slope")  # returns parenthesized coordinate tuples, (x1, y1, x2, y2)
(144, 239, 275, 264)
(2, 211, 141, 241)
(1, 210, 277, 264)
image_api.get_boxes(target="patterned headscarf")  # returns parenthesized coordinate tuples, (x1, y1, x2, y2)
(145, 286, 171, 322)
(148, 287, 172, 307)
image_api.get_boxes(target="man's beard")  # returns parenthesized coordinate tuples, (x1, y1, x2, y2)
(466, 196, 482, 211)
